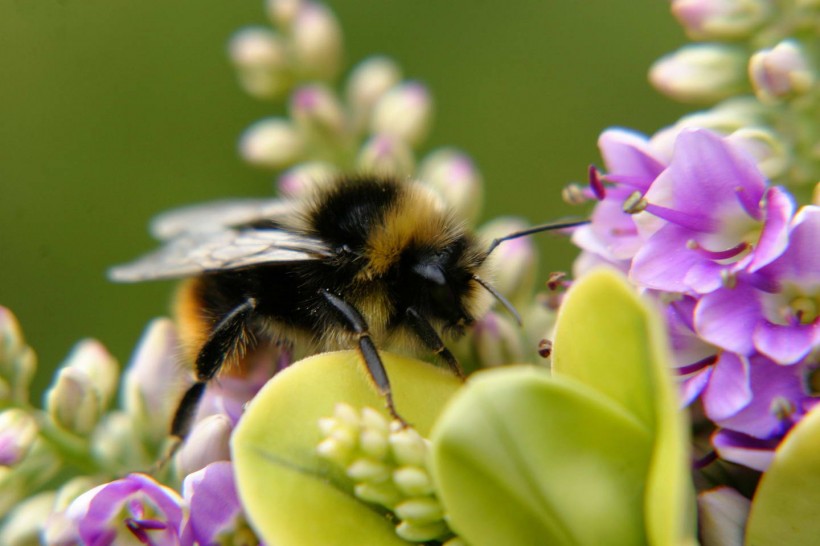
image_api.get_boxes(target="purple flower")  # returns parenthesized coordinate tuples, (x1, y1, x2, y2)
(630, 128, 792, 294)
(694, 205, 819, 364)
(63, 473, 184, 546)
(180, 462, 253, 546)
(571, 128, 666, 263)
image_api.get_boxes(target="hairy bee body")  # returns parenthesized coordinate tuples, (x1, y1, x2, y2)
(112, 175, 494, 436)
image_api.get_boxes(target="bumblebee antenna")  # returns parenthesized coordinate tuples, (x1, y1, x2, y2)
(473, 275, 522, 325)
(486, 219, 590, 256)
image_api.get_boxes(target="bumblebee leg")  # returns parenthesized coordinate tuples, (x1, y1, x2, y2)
(319, 289, 405, 425)
(405, 307, 464, 378)
(170, 298, 257, 440)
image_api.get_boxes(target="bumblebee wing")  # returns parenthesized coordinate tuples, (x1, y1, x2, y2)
(150, 198, 295, 240)
(108, 229, 332, 282)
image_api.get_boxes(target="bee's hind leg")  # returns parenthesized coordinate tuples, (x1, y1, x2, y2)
(319, 289, 407, 426)
(170, 298, 257, 441)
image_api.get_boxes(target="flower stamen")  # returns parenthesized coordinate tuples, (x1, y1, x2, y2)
(685, 240, 750, 261)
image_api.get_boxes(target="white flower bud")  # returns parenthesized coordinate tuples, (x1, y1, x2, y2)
(123, 319, 188, 440)
(393, 466, 433, 497)
(291, 2, 343, 81)
(46, 368, 101, 436)
(239, 117, 304, 169)
(726, 127, 789, 179)
(419, 149, 483, 224)
(0, 491, 56, 546)
(346, 56, 403, 133)
(472, 312, 527, 368)
(671, 0, 771, 40)
(63, 340, 118, 410)
(0, 409, 38, 466)
(266, 0, 303, 28)
(357, 134, 415, 177)
(394, 496, 444, 525)
(290, 85, 349, 143)
(650, 44, 747, 103)
(749, 40, 815, 104)
(389, 426, 428, 467)
(480, 217, 537, 304)
(0, 307, 36, 405)
(277, 161, 339, 197)
(347, 457, 390, 482)
(175, 414, 232, 477)
(229, 28, 291, 100)
(354, 481, 402, 507)
(371, 82, 433, 147)
(396, 520, 450, 542)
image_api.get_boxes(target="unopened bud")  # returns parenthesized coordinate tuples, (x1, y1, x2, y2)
(473, 312, 527, 367)
(393, 466, 433, 497)
(277, 161, 339, 197)
(175, 414, 232, 477)
(396, 520, 450, 542)
(671, 0, 771, 40)
(480, 218, 537, 304)
(347, 457, 390, 482)
(62, 340, 118, 411)
(0, 409, 38, 466)
(46, 368, 100, 436)
(357, 134, 415, 177)
(290, 85, 348, 143)
(371, 82, 433, 147)
(0, 307, 36, 405)
(346, 56, 403, 133)
(650, 44, 747, 103)
(239, 117, 304, 169)
(266, 0, 303, 29)
(0, 491, 56, 546)
(291, 2, 343, 81)
(123, 319, 187, 441)
(389, 426, 428, 467)
(726, 127, 789, 179)
(419, 149, 484, 224)
(229, 27, 291, 100)
(749, 40, 815, 104)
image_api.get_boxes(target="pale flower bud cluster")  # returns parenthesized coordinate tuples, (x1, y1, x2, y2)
(230, 0, 342, 100)
(232, 3, 487, 227)
(317, 403, 459, 543)
(652, 0, 819, 187)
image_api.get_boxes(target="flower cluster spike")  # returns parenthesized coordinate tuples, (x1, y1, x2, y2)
(317, 403, 458, 543)
(650, 1, 820, 187)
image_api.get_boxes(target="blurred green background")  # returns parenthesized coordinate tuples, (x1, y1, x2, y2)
(0, 0, 687, 394)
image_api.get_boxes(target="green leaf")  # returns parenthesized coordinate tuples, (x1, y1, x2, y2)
(553, 269, 695, 546)
(746, 404, 820, 545)
(431, 268, 696, 546)
(431, 366, 652, 545)
(231, 350, 461, 546)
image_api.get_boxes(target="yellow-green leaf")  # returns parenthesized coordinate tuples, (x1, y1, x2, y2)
(431, 366, 652, 546)
(231, 350, 461, 546)
(553, 268, 695, 545)
(746, 404, 820, 545)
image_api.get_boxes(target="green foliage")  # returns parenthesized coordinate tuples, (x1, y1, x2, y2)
(231, 350, 460, 546)
(430, 268, 696, 545)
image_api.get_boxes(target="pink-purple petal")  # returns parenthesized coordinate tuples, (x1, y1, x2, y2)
(681, 365, 713, 407)
(702, 353, 752, 421)
(631, 224, 704, 292)
(695, 285, 759, 355)
(181, 462, 242, 546)
(712, 429, 777, 472)
(753, 321, 816, 365)
(747, 186, 794, 272)
(597, 127, 666, 186)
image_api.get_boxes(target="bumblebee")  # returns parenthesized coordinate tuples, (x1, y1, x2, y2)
(110, 175, 583, 439)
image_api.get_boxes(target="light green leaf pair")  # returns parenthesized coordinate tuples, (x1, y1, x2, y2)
(430, 268, 696, 545)
(231, 350, 461, 546)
